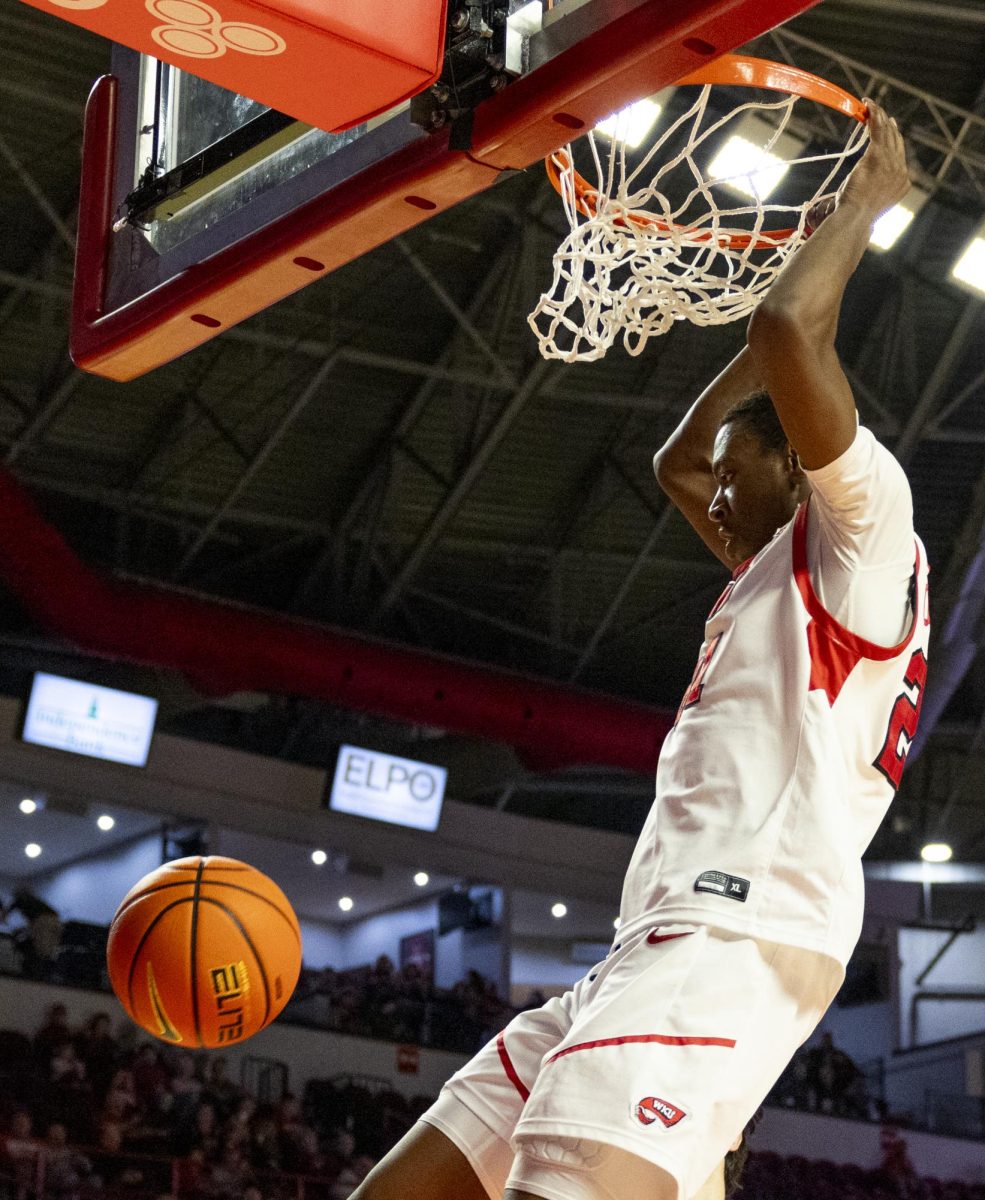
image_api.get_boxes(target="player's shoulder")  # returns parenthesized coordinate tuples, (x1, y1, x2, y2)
(806, 422, 913, 508)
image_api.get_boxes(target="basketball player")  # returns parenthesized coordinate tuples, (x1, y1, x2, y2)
(350, 101, 926, 1200)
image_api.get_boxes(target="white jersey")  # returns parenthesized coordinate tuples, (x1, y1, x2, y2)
(620, 427, 930, 967)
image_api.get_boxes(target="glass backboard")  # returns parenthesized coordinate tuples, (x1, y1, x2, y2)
(67, 0, 824, 380)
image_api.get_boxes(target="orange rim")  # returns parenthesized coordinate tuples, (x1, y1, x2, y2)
(545, 54, 868, 252)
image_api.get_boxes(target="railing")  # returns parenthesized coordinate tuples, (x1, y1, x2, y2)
(924, 1090, 985, 1141)
(767, 1049, 985, 1141)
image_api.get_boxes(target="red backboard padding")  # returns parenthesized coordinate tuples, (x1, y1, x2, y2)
(18, 0, 449, 132)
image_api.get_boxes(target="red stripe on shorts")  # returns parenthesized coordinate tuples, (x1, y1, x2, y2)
(497, 1032, 530, 1102)
(546, 1032, 736, 1066)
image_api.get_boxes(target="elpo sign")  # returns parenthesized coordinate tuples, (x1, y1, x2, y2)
(328, 745, 447, 832)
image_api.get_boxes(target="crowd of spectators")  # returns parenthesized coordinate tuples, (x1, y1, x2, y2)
(742, 1145, 985, 1200)
(0, 893, 511, 1058)
(768, 1032, 880, 1121)
(3, 1004, 984, 1200)
(285, 958, 510, 1054)
(0, 1003, 429, 1200)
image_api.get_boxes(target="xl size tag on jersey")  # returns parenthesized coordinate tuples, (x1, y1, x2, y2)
(694, 870, 750, 902)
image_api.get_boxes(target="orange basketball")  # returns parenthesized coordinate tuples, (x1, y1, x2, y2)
(107, 856, 302, 1049)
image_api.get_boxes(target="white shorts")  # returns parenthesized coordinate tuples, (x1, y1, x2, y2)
(421, 923, 843, 1200)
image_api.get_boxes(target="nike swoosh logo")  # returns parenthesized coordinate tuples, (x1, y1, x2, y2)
(647, 931, 693, 946)
(147, 962, 183, 1043)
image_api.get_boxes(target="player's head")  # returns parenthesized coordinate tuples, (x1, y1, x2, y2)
(709, 390, 808, 566)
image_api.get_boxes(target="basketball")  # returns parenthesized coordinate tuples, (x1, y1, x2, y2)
(106, 856, 302, 1049)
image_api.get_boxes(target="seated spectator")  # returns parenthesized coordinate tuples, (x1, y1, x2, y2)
(0, 1111, 40, 1200)
(132, 1044, 172, 1109)
(39, 1123, 91, 1200)
(275, 1095, 317, 1173)
(208, 1140, 255, 1199)
(90, 1121, 146, 1191)
(202, 1057, 240, 1121)
(809, 1032, 864, 1117)
(173, 1102, 219, 1160)
(173, 1146, 210, 1200)
(771, 1048, 815, 1111)
(136, 1080, 176, 1150)
(319, 1131, 355, 1184)
(221, 1096, 256, 1151)
(249, 1113, 282, 1173)
(99, 1088, 139, 1149)
(169, 1054, 204, 1128)
(43, 1046, 95, 1146)
(105, 1069, 139, 1124)
(330, 1153, 375, 1200)
(3, 890, 62, 982)
(73, 1013, 117, 1101)
(33, 1005, 72, 1067)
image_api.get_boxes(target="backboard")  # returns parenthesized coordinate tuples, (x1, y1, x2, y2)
(67, 0, 824, 380)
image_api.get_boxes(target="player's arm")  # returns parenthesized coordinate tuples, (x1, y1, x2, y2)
(746, 102, 910, 470)
(653, 345, 762, 566)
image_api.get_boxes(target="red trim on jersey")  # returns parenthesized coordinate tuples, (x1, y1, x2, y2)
(497, 1032, 530, 1102)
(792, 502, 921, 703)
(646, 931, 693, 945)
(545, 1032, 736, 1066)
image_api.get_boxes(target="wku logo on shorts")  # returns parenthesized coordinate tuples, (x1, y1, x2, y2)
(634, 1096, 686, 1128)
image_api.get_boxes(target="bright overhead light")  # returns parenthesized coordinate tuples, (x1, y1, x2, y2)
(19, 798, 37, 815)
(551, 902, 568, 919)
(952, 233, 985, 296)
(921, 842, 953, 863)
(596, 97, 663, 149)
(96, 814, 115, 832)
(24, 843, 42, 859)
(338, 896, 354, 912)
(613, 916, 622, 930)
(870, 206, 915, 251)
(707, 115, 803, 202)
(709, 134, 790, 200)
(311, 849, 327, 866)
(414, 871, 429, 887)
(870, 188, 926, 252)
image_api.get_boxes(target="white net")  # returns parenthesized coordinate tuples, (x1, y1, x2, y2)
(529, 83, 868, 362)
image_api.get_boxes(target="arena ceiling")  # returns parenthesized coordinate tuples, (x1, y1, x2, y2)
(2, 0, 985, 866)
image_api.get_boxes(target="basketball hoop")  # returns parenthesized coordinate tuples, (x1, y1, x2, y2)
(529, 55, 869, 362)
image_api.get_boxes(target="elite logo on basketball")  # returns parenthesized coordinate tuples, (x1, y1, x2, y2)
(635, 1096, 686, 1128)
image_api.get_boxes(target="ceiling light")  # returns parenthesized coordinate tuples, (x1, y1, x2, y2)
(311, 849, 327, 866)
(613, 916, 622, 929)
(19, 798, 37, 815)
(25, 843, 42, 859)
(709, 134, 790, 200)
(338, 896, 354, 912)
(596, 97, 663, 149)
(551, 902, 568, 919)
(920, 842, 953, 864)
(870, 187, 926, 252)
(707, 114, 803, 202)
(414, 871, 429, 887)
(952, 230, 985, 296)
(96, 814, 115, 832)
(870, 206, 915, 252)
